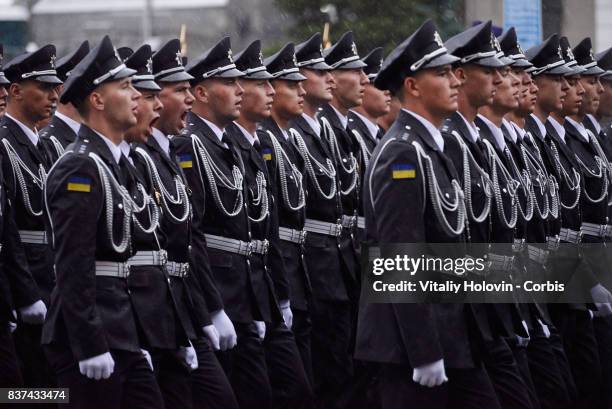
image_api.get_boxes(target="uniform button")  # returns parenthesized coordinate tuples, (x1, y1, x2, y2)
(289, 175, 293, 179)
(445, 193, 449, 198)
(342, 158, 347, 163)
(476, 182, 481, 187)
(118, 203, 123, 209)
(502, 188, 507, 193)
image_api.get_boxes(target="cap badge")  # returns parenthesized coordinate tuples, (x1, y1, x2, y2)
(517, 42, 524, 55)
(492, 35, 502, 53)
(590, 48, 595, 61)
(434, 31, 444, 47)
(175, 51, 183, 66)
(259, 51, 264, 65)
(557, 46, 563, 60)
(566, 47, 575, 61)
(379, 58, 383, 70)
(114, 47, 122, 62)
(50, 54, 56, 69)
(351, 42, 358, 56)
(146, 57, 153, 73)
(292, 53, 298, 66)
(319, 44, 323, 55)
(227, 49, 234, 63)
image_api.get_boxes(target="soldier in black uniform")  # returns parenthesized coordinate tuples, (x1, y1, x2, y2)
(1, 44, 62, 391)
(149, 37, 239, 409)
(224, 40, 313, 409)
(246, 41, 314, 383)
(443, 21, 539, 409)
(290, 33, 355, 408)
(40, 41, 90, 162)
(41, 35, 164, 409)
(347, 47, 389, 167)
(355, 19, 501, 409)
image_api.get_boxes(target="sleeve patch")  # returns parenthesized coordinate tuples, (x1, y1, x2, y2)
(262, 148, 273, 161)
(178, 154, 193, 169)
(67, 176, 92, 192)
(391, 164, 416, 179)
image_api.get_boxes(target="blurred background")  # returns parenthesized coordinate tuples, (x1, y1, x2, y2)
(1, 0, 610, 61)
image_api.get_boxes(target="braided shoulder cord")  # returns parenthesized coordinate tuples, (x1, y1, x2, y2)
(266, 130, 305, 212)
(320, 117, 358, 196)
(290, 128, 337, 200)
(481, 139, 519, 229)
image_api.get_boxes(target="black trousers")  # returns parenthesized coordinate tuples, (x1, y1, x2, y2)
(191, 337, 239, 409)
(13, 322, 55, 388)
(507, 342, 541, 409)
(217, 322, 313, 409)
(310, 298, 353, 409)
(594, 315, 612, 409)
(0, 324, 22, 387)
(44, 344, 164, 409)
(482, 337, 536, 409)
(152, 348, 193, 409)
(378, 363, 501, 409)
(292, 308, 313, 386)
(527, 325, 575, 409)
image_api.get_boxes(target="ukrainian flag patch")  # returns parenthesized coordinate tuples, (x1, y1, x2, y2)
(178, 154, 193, 169)
(67, 176, 92, 192)
(262, 148, 273, 161)
(391, 164, 416, 179)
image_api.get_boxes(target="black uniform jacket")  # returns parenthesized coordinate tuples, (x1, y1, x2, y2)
(40, 114, 79, 163)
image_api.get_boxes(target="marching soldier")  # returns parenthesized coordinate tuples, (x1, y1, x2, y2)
(40, 41, 90, 162)
(290, 32, 355, 408)
(1, 44, 62, 391)
(251, 40, 314, 382)
(594, 48, 612, 137)
(355, 19, 501, 409)
(225, 40, 313, 409)
(149, 38, 238, 409)
(443, 21, 539, 409)
(41, 35, 164, 409)
(347, 47, 389, 168)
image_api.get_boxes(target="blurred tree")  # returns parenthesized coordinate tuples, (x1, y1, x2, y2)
(273, 0, 465, 54)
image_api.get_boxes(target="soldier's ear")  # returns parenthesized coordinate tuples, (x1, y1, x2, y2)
(402, 75, 420, 98)
(193, 83, 208, 103)
(8, 83, 23, 101)
(89, 89, 106, 112)
(454, 67, 467, 84)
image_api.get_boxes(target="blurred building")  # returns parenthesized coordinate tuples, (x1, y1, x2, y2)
(0, 0, 28, 58)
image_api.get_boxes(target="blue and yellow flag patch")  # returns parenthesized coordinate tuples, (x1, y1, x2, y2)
(391, 164, 416, 179)
(67, 176, 92, 192)
(262, 148, 273, 161)
(178, 154, 193, 169)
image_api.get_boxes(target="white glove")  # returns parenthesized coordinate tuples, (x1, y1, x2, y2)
(537, 319, 550, 338)
(254, 320, 266, 341)
(141, 349, 153, 371)
(79, 352, 115, 380)
(211, 309, 237, 351)
(279, 299, 293, 329)
(202, 324, 220, 350)
(412, 359, 448, 388)
(18, 300, 47, 324)
(590, 284, 612, 316)
(176, 344, 198, 371)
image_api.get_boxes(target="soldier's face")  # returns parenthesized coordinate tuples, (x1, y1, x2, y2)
(560, 75, 584, 117)
(238, 79, 275, 122)
(492, 67, 520, 111)
(158, 81, 194, 135)
(0, 85, 9, 116)
(534, 75, 568, 113)
(597, 79, 612, 117)
(301, 68, 334, 105)
(410, 65, 460, 118)
(361, 83, 391, 118)
(126, 90, 163, 143)
(514, 69, 538, 115)
(332, 68, 368, 109)
(578, 75, 603, 115)
(271, 79, 306, 119)
(96, 77, 141, 130)
(206, 78, 244, 123)
(459, 64, 499, 107)
(9, 80, 58, 122)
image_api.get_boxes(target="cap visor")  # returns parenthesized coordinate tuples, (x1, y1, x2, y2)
(306, 61, 333, 70)
(510, 58, 533, 68)
(546, 64, 573, 75)
(582, 66, 605, 76)
(422, 53, 461, 69)
(134, 80, 162, 91)
(474, 56, 506, 67)
(564, 65, 586, 76)
(35, 75, 63, 84)
(112, 67, 138, 81)
(336, 60, 368, 70)
(0, 75, 9, 85)
(276, 72, 307, 81)
(243, 70, 275, 80)
(159, 70, 194, 83)
(217, 67, 246, 78)
(600, 73, 612, 81)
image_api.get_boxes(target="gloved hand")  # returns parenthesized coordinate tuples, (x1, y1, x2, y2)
(537, 319, 550, 338)
(279, 299, 293, 329)
(176, 344, 198, 371)
(79, 352, 115, 380)
(211, 309, 237, 351)
(254, 320, 266, 341)
(412, 359, 448, 388)
(18, 300, 47, 324)
(590, 284, 612, 316)
(202, 324, 220, 350)
(141, 349, 153, 371)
